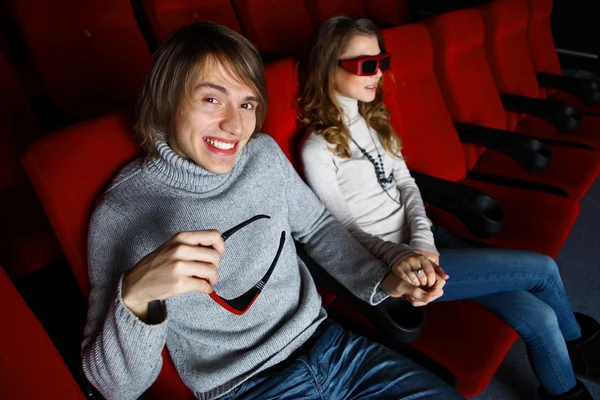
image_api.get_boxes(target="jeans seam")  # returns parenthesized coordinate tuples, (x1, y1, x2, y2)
(485, 294, 571, 392)
(298, 358, 326, 400)
(543, 276, 581, 340)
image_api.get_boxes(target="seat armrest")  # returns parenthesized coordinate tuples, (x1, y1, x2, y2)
(537, 72, 600, 106)
(499, 93, 581, 133)
(295, 242, 425, 343)
(411, 172, 504, 238)
(454, 122, 551, 172)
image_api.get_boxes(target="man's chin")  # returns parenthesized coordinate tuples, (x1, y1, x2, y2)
(200, 156, 237, 175)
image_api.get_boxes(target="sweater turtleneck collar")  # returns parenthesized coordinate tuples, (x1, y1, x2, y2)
(336, 95, 360, 125)
(145, 139, 244, 193)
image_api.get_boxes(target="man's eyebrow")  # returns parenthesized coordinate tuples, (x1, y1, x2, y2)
(196, 82, 259, 103)
(196, 82, 229, 95)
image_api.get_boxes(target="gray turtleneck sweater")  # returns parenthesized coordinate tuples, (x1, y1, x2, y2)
(82, 134, 416, 400)
(300, 96, 438, 255)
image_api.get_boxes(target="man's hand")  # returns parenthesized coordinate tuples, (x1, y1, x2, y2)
(122, 230, 225, 321)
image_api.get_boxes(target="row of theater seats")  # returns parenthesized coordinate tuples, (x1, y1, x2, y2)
(2, 0, 410, 123)
(3, 0, 600, 398)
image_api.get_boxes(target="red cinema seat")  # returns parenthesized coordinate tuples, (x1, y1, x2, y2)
(364, 0, 411, 27)
(477, 0, 600, 152)
(144, 0, 243, 44)
(0, 51, 62, 280)
(426, 9, 600, 202)
(234, 0, 314, 55)
(9, 0, 152, 121)
(303, 0, 368, 24)
(0, 265, 86, 400)
(21, 114, 196, 398)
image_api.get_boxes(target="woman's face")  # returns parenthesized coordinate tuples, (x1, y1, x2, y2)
(333, 34, 383, 103)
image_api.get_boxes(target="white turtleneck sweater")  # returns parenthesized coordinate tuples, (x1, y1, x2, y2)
(300, 96, 438, 256)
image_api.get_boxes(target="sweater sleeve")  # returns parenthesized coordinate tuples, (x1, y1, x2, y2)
(392, 154, 439, 255)
(300, 135, 417, 267)
(82, 202, 169, 400)
(269, 137, 413, 305)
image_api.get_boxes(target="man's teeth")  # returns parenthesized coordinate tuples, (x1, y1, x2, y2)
(205, 138, 235, 150)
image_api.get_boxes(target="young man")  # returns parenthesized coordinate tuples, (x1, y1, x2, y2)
(82, 22, 461, 400)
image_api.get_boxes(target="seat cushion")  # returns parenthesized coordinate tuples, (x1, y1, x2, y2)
(516, 114, 600, 150)
(471, 143, 600, 202)
(410, 300, 518, 397)
(548, 90, 600, 115)
(426, 180, 580, 258)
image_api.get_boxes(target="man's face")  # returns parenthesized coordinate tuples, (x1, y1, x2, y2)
(169, 61, 259, 174)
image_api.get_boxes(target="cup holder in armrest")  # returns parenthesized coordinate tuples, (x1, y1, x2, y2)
(525, 140, 551, 172)
(372, 297, 425, 343)
(461, 192, 505, 238)
(412, 172, 505, 238)
(295, 242, 425, 343)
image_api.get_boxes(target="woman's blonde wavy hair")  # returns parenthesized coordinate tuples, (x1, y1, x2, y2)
(298, 16, 401, 159)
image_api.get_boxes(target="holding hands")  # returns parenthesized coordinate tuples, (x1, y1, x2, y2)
(380, 251, 448, 307)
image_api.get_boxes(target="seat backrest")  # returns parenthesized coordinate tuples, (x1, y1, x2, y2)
(380, 24, 467, 183)
(22, 114, 140, 294)
(9, 0, 152, 121)
(364, 0, 411, 27)
(477, 0, 541, 129)
(144, 0, 243, 44)
(234, 0, 314, 55)
(263, 58, 304, 169)
(427, 9, 507, 170)
(527, 0, 561, 76)
(0, 265, 86, 400)
(0, 51, 40, 189)
(303, 0, 368, 24)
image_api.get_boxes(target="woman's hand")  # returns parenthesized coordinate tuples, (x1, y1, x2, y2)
(415, 248, 440, 266)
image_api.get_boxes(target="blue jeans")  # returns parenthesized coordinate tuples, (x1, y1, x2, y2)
(431, 226, 582, 396)
(219, 320, 463, 400)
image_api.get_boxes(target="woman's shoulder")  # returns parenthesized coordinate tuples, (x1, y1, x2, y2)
(300, 131, 335, 159)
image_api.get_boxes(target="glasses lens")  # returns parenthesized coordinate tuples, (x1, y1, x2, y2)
(380, 56, 391, 71)
(362, 60, 378, 75)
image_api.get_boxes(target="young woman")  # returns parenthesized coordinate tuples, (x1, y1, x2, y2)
(298, 16, 600, 400)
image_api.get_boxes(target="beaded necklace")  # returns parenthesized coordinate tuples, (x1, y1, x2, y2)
(349, 132, 401, 205)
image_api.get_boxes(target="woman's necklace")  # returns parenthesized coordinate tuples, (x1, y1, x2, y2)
(350, 134, 394, 187)
(349, 131, 401, 205)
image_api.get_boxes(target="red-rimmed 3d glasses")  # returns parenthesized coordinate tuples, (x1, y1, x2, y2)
(209, 215, 285, 316)
(338, 53, 391, 76)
